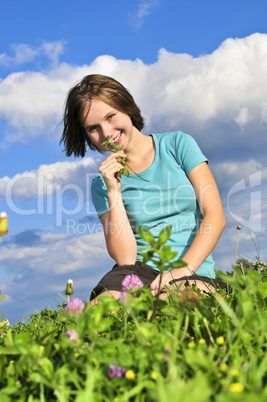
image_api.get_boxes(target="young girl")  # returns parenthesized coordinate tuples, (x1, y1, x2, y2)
(60, 74, 226, 302)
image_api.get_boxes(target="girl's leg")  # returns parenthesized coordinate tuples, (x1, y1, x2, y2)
(87, 290, 121, 307)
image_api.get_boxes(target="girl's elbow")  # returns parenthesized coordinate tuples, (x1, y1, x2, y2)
(116, 258, 136, 266)
(108, 247, 137, 266)
(114, 254, 137, 266)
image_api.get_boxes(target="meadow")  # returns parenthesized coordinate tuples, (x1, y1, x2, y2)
(0, 231, 266, 401)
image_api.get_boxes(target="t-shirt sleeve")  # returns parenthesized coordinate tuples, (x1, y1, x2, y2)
(91, 174, 109, 218)
(176, 132, 208, 175)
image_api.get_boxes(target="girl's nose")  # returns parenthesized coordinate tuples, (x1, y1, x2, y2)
(101, 123, 113, 139)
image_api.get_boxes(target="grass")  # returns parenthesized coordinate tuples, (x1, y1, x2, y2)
(0, 265, 266, 401)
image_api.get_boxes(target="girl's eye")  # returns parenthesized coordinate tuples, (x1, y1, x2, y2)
(107, 114, 115, 120)
(89, 125, 97, 132)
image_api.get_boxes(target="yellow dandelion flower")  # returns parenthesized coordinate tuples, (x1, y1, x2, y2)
(216, 336, 224, 345)
(75, 352, 79, 358)
(39, 345, 44, 356)
(198, 339, 206, 344)
(229, 382, 244, 392)
(188, 341, 195, 348)
(125, 370, 135, 380)
(9, 360, 14, 364)
(151, 371, 157, 380)
(220, 363, 228, 373)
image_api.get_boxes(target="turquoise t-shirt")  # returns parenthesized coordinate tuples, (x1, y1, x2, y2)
(91, 131, 215, 278)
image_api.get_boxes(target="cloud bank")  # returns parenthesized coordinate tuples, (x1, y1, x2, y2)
(0, 157, 100, 201)
(0, 33, 266, 156)
(0, 232, 113, 324)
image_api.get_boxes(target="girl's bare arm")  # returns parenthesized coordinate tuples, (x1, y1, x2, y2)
(99, 151, 137, 265)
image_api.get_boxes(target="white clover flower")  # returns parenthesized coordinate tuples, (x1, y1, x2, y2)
(65, 279, 74, 296)
(0, 319, 10, 329)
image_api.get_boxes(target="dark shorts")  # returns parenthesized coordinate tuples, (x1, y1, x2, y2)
(90, 261, 229, 300)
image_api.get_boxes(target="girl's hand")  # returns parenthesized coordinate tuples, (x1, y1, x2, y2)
(99, 150, 126, 192)
(150, 267, 192, 296)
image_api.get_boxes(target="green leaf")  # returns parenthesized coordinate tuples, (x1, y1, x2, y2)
(101, 136, 110, 149)
(138, 227, 155, 244)
(97, 318, 113, 332)
(258, 282, 267, 297)
(167, 259, 187, 269)
(158, 225, 172, 245)
(159, 245, 178, 263)
(39, 357, 54, 380)
(119, 168, 129, 177)
(140, 250, 155, 265)
(117, 157, 126, 165)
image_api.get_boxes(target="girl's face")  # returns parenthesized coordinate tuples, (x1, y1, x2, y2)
(82, 99, 134, 152)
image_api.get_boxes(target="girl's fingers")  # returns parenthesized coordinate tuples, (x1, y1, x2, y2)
(99, 152, 126, 190)
(99, 162, 124, 178)
(99, 152, 125, 172)
(150, 273, 173, 296)
(101, 150, 125, 166)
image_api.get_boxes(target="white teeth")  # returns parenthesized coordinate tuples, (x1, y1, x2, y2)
(112, 132, 121, 142)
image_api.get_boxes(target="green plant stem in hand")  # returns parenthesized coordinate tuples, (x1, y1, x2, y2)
(101, 136, 149, 182)
(138, 225, 187, 323)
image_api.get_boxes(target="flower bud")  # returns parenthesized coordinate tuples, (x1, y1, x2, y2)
(65, 279, 74, 296)
(0, 212, 8, 237)
(0, 319, 10, 329)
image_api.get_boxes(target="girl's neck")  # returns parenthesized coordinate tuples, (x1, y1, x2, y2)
(125, 131, 155, 172)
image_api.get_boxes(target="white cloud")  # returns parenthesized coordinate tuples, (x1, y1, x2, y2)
(0, 232, 110, 275)
(212, 159, 266, 187)
(129, 0, 159, 28)
(0, 232, 113, 324)
(0, 156, 101, 201)
(0, 40, 66, 67)
(11, 43, 38, 65)
(40, 41, 66, 66)
(150, 34, 267, 128)
(234, 106, 252, 127)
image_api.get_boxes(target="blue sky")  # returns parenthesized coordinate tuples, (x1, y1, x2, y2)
(1, 0, 267, 324)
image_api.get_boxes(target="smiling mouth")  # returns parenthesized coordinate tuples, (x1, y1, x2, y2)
(111, 132, 122, 145)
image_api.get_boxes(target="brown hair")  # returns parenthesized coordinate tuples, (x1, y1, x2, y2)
(60, 74, 145, 157)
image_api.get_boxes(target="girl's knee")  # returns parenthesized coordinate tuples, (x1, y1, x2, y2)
(87, 290, 121, 307)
